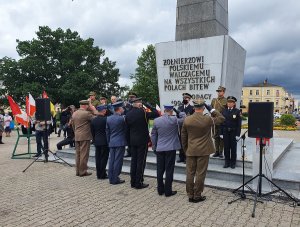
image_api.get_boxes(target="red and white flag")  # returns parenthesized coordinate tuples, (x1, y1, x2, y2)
(156, 104, 161, 116)
(26, 93, 36, 117)
(15, 110, 29, 127)
(7, 95, 22, 115)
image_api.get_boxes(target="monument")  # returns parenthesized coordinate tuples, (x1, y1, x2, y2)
(156, 0, 246, 109)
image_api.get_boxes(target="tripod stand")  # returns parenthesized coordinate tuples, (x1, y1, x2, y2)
(229, 137, 299, 217)
(23, 121, 72, 173)
(228, 130, 257, 204)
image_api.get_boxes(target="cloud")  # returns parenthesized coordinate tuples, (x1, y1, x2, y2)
(0, 0, 299, 98)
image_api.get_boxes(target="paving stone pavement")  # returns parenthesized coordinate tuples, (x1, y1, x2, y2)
(1, 131, 300, 227)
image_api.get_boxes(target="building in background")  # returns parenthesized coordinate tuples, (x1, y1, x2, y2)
(241, 80, 296, 113)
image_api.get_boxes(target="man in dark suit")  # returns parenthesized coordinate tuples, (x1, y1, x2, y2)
(126, 97, 159, 189)
(221, 96, 242, 169)
(177, 93, 195, 163)
(91, 105, 109, 179)
(106, 101, 127, 185)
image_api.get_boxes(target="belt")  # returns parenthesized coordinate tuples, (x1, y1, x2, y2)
(225, 127, 236, 132)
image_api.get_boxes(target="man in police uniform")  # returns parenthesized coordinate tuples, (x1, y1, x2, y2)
(177, 93, 194, 163)
(211, 86, 227, 158)
(181, 99, 224, 203)
(89, 91, 100, 107)
(151, 104, 186, 197)
(126, 97, 159, 189)
(106, 101, 127, 184)
(72, 100, 97, 177)
(221, 96, 242, 169)
(91, 105, 109, 179)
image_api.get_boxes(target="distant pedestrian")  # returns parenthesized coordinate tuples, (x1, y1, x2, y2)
(4, 111, 13, 137)
(0, 110, 4, 144)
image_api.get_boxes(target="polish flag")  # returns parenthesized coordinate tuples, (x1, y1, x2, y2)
(156, 104, 161, 116)
(7, 95, 22, 115)
(26, 93, 36, 117)
(15, 110, 29, 127)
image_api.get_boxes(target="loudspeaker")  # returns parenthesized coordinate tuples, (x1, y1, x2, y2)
(35, 98, 51, 121)
(248, 102, 274, 138)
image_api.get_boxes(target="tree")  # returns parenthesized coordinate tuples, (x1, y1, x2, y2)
(131, 44, 159, 105)
(0, 26, 123, 106)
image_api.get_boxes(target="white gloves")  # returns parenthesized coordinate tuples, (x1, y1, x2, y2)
(220, 135, 223, 139)
(236, 136, 239, 140)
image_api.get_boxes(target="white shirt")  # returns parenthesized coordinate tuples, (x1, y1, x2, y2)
(4, 115, 12, 127)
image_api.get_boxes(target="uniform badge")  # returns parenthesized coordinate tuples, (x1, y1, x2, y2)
(233, 114, 236, 119)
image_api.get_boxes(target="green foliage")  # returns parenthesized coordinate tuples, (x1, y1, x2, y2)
(0, 26, 123, 106)
(242, 112, 248, 117)
(131, 45, 159, 105)
(280, 114, 296, 126)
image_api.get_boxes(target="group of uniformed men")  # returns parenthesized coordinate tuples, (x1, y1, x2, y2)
(70, 86, 241, 203)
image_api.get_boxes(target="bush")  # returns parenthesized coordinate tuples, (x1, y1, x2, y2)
(280, 114, 296, 126)
(242, 112, 248, 117)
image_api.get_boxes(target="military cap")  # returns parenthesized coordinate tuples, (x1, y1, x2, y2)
(96, 105, 107, 111)
(99, 95, 108, 100)
(216, 86, 226, 92)
(131, 97, 143, 103)
(79, 100, 90, 105)
(128, 91, 138, 97)
(89, 91, 97, 96)
(227, 96, 237, 102)
(163, 104, 174, 110)
(193, 98, 206, 108)
(182, 93, 193, 99)
(112, 101, 124, 108)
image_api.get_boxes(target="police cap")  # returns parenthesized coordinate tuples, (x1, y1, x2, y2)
(227, 96, 237, 102)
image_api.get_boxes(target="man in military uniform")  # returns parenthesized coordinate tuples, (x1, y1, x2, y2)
(151, 104, 186, 197)
(181, 99, 224, 203)
(106, 101, 127, 184)
(123, 91, 138, 157)
(72, 100, 97, 177)
(89, 91, 100, 107)
(126, 97, 159, 189)
(211, 86, 227, 158)
(91, 105, 109, 179)
(221, 96, 242, 169)
(177, 93, 194, 163)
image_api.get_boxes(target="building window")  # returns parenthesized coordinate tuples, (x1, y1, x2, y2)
(249, 100, 253, 102)
(267, 90, 270, 95)
(276, 101, 279, 106)
(242, 90, 243, 96)
(250, 90, 253, 95)
(266, 100, 270, 102)
(256, 100, 259, 102)
(276, 90, 279, 97)
(256, 90, 259, 95)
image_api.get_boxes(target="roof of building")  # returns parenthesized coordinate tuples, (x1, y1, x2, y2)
(244, 80, 282, 88)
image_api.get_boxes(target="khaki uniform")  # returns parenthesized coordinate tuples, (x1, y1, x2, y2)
(211, 97, 227, 155)
(181, 111, 224, 199)
(72, 109, 95, 176)
(91, 99, 100, 107)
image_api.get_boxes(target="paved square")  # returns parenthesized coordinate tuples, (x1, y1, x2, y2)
(0, 132, 299, 227)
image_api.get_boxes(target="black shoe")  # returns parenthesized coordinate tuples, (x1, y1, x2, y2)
(231, 164, 236, 169)
(193, 196, 206, 203)
(45, 156, 48, 162)
(33, 153, 41, 157)
(165, 191, 177, 197)
(219, 154, 224, 158)
(135, 183, 149, 189)
(223, 163, 230, 168)
(114, 179, 125, 184)
(124, 154, 131, 158)
(158, 191, 164, 196)
(189, 198, 195, 203)
(0, 142, 4, 144)
(212, 152, 219, 157)
(176, 159, 184, 163)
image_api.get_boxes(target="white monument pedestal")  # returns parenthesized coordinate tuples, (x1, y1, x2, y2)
(155, 35, 246, 109)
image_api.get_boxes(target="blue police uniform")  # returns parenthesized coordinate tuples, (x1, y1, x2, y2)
(106, 102, 127, 184)
(221, 97, 241, 169)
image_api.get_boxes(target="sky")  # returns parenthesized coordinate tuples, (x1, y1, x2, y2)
(0, 0, 299, 99)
